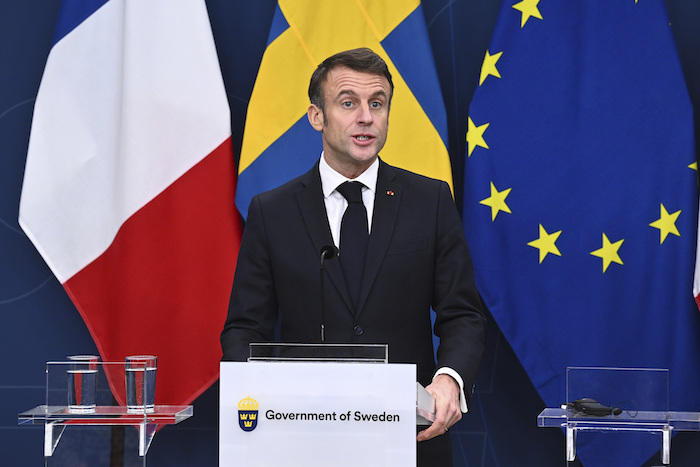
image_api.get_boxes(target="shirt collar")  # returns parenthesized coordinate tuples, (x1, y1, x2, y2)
(319, 153, 379, 199)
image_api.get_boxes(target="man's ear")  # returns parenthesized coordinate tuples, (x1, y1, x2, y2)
(307, 104, 324, 132)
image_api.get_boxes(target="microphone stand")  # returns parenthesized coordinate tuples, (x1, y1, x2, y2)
(319, 245, 337, 343)
(320, 256, 326, 343)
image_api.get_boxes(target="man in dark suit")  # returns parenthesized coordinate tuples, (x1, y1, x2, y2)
(221, 47, 486, 466)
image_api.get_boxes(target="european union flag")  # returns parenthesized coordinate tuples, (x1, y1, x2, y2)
(463, 1, 700, 465)
(236, 0, 451, 218)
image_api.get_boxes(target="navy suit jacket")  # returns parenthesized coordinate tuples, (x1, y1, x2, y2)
(221, 159, 485, 403)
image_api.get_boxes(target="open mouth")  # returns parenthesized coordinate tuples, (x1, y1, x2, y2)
(354, 135, 374, 142)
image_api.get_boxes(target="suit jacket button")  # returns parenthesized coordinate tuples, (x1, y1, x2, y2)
(353, 325, 364, 336)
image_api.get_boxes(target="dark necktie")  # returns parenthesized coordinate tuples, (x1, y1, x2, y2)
(336, 181, 368, 307)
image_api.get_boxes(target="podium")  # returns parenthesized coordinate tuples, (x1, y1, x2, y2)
(219, 344, 434, 467)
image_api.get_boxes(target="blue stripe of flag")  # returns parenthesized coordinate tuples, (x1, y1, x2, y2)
(52, 0, 110, 45)
(381, 5, 447, 146)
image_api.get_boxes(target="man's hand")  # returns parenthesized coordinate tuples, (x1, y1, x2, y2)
(417, 374, 462, 442)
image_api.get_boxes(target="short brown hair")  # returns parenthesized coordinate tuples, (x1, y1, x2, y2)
(308, 47, 394, 115)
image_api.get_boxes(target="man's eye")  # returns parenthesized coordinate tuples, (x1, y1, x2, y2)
(342, 101, 353, 108)
(370, 102, 382, 109)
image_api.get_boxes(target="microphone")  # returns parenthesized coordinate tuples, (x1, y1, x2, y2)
(319, 245, 338, 342)
(569, 398, 622, 416)
(320, 245, 338, 264)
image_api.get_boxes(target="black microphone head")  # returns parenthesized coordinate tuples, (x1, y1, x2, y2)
(320, 245, 338, 260)
(570, 398, 620, 417)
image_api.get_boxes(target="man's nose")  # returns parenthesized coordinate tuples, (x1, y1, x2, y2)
(356, 102, 374, 125)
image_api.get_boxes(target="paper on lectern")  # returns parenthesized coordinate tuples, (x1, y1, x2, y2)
(416, 383, 436, 425)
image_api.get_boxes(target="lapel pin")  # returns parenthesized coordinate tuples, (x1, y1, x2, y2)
(386, 190, 394, 196)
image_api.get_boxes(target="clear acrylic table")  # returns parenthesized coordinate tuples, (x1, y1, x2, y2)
(19, 404, 193, 458)
(538, 367, 700, 464)
(538, 406, 700, 463)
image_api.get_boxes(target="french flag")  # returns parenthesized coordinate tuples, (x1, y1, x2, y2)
(18, 0, 241, 406)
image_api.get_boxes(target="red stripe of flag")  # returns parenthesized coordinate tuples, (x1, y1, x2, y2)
(64, 138, 241, 405)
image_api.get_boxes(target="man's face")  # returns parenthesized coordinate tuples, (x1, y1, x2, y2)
(308, 66, 391, 178)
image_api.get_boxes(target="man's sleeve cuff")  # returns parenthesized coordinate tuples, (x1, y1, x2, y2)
(434, 367, 468, 413)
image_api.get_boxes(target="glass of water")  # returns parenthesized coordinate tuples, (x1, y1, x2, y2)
(67, 355, 99, 413)
(125, 355, 157, 413)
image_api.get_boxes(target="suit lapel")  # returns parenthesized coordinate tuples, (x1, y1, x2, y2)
(295, 163, 355, 313)
(356, 161, 400, 317)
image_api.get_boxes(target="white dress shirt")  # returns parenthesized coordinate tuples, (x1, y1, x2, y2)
(318, 154, 468, 413)
(319, 154, 377, 247)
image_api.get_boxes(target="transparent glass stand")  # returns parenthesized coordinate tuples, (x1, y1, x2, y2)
(538, 408, 700, 463)
(248, 342, 389, 363)
(537, 367, 700, 465)
(17, 361, 193, 463)
(18, 404, 193, 458)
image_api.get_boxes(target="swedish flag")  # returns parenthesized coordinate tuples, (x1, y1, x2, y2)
(236, 0, 450, 218)
(463, 1, 700, 465)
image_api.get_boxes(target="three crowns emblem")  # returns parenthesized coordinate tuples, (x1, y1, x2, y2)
(238, 395, 259, 432)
